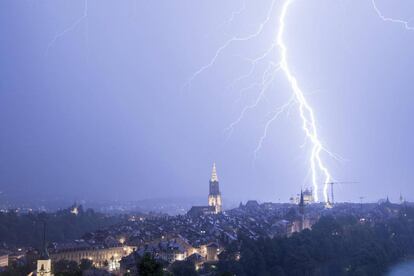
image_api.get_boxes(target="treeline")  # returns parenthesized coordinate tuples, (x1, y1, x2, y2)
(0, 206, 124, 248)
(217, 208, 414, 276)
(0, 258, 98, 276)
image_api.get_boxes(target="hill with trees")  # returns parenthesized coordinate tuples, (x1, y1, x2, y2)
(217, 207, 414, 275)
(0, 205, 124, 248)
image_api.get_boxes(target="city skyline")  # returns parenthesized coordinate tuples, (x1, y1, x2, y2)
(1, 1, 414, 204)
(2, 1, 414, 275)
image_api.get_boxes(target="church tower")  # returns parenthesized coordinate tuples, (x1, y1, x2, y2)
(208, 163, 222, 213)
(299, 189, 305, 215)
(37, 222, 52, 276)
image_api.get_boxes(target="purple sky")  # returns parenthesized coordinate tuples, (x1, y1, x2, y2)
(1, 0, 414, 203)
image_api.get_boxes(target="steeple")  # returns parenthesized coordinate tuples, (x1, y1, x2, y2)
(299, 190, 304, 206)
(208, 162, 222, 213)
(36, 221, 52, 276)
(299, 189, 305, 215)
(400, 193, 404, 204)
(39, 221, 49, 260)
(210, 162, 218, 182)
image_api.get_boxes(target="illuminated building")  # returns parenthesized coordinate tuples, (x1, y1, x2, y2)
(70, 206, 79, 216)
(290, 188, 314, 204)
(289, 190, 314, 235)
(208, 163, 222, 214)
(50, 246, 135, 271)
(303, 188, 314, 204)
(187, 163, 223, 216)
(205, 243, 220, 262)
(0, 253, 8, 268)
(37, 254, 52, 276)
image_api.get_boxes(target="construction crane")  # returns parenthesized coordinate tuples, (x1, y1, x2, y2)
(325, 181, 359, 206)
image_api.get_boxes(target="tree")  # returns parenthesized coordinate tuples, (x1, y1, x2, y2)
(217, 211, 414, 276)
(138, 253, 163, 276)
(53, 259, 81, 276)
(79, 258, 94, 271)
(170, 260, 197, 276)
(0, 261, 34, 276)
(239, 237, 267, 276)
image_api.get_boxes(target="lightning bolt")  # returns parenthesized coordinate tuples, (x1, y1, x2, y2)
(183, 0, 278, 91)
(186, 0, 335, 203)
(277, 0, 331, 203)
(253, 97, 295, 163)
(227, 42, 277, 91)
(372, 0, 414, 30)
(46, 0, 89, 55)
(221, 1, 247, 29)
(225, 62, 280, 139)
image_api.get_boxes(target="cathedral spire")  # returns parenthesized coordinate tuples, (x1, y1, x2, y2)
(208, 162, 222, 213)
(40, 221, 49, 260)
(210, 162, 218, 182)
(299, 189, 304, 206)
(299, 189, 305, 215)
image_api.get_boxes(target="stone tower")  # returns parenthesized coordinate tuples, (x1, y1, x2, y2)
(208, 163, 222, 213)
(299, 189, 305, 215)
(37, 222, 52, 276)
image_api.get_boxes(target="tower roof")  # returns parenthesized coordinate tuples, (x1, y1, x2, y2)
(210, 163, 219, 182)
(299, 189, 304, 206)
(39, 222, 50, 260)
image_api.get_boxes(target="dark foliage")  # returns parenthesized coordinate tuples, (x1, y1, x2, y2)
(0, 261, 34, 276)
(218, 208, 414, 276)
(53, 259, 81, 276)
(79, 258, 94, 271)
(138, 253, 163, 276)
(170, 260, 197, 276)
(37, 259, 98, 276)
(0, 207, 123, 247)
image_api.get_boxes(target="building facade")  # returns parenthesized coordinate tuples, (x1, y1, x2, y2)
(0, 253, 8, 268)
(37, 247, 52, 276)
(290, 188, 314, 204)
(50, 246, 135, 271)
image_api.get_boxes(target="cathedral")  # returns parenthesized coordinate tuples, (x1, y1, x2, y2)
(35, 223, 52, 276)
(208, 163, 222, 213)
(187, 163, 223, 216)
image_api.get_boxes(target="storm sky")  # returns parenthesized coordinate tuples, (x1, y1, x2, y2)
(1, 0, 414, 203)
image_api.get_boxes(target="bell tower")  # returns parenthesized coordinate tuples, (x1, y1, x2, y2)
(37, 222, 52, 276)
(208, 163, 222, 213)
